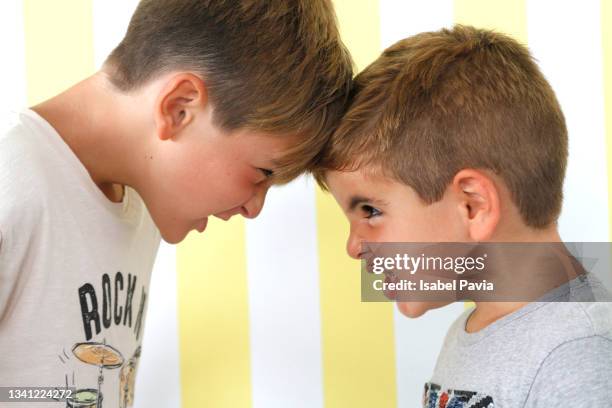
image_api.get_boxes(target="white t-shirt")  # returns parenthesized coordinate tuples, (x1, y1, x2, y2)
(0, 109, 161, 407)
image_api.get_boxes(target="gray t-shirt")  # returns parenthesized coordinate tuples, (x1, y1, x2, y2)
(425, 273, 612, 407)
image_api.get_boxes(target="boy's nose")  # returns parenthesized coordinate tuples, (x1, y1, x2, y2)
(346, 228, 363, 260)
(241, 185, 269, 219)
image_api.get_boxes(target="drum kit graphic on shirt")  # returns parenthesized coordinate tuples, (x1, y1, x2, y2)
(59, 341, 140, 408)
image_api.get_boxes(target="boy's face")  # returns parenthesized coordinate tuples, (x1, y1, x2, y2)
(145, 118, 295, 244)
(326, 167, 468, 317)
(137, 72, 300, 244)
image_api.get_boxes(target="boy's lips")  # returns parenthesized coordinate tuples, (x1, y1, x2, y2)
(196, 217, 209, 233)
(359, 251, 375, 272)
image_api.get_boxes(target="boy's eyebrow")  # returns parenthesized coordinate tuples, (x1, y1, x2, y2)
(348, 195, 387, 211)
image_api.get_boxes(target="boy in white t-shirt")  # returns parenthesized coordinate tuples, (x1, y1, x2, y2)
(0, 1, 352, 406)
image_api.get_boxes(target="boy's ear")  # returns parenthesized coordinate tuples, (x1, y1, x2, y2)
(154, 73, 208, 141)
(451, 169, 500, 241)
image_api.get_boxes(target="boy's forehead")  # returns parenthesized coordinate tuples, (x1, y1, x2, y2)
(231, 128, 300, 164)
(326, 169, 367, 193)
(327, 166, 389, 184)
(234, 128, 297, 148)
(326, 168, 398, 198)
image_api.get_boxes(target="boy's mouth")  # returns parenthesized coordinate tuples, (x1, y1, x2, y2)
(360, 249, 399, 300)
(359, 251, 375, 272)
(383, 273, 397, 300)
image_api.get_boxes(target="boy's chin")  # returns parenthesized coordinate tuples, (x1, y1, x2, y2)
(396, 301, 451, 318)
(159, 227, 190, 245)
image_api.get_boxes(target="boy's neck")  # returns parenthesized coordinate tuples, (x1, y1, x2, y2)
(31, 71, 147, 203)
(466, 225, 570, 333)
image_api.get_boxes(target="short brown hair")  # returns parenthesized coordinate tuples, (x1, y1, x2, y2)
(315, 25, 567, 228)
(104, 0, 353, 183)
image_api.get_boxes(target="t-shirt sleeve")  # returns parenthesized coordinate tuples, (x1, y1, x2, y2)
(523, 335, 612, 407)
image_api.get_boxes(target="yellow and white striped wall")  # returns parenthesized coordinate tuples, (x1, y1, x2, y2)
(3, 0, 611, 407)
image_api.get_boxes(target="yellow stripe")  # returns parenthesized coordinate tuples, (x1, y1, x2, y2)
(454, 0, 527, 45)
(333, 0, 381, 72)
(603, 0, 612, 241)
(23, 0, 95, 105)
(453, 0, 527, 308)
(178, 219, 252, 408)
(318, 2, 397, 407)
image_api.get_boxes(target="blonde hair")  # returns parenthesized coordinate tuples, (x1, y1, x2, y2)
(314, 25, 568, 228)
(105, 0, 353, 183)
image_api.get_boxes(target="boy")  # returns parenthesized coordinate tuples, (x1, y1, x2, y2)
(314, 25, 612, 407)
(0, 1, 351, 406)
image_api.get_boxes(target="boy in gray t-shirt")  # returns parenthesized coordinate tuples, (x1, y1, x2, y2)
(428, 274, 612, 407)
(312, 25, 612, 407)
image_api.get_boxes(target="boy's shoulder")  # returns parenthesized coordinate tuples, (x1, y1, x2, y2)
(0, 109, 71, 181)
(446, 274, 612, 347)
(519, 279, 612, 405)
(430, 278, 612, 405)
(514, 274, 612, 342)
(1, 110, 50, 183)
(437, 274, 612, 373)
(0, 110, 54, 232)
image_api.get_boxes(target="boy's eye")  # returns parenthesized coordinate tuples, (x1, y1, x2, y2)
(258, 168, 274, 178)
(361, 204, 382, 219)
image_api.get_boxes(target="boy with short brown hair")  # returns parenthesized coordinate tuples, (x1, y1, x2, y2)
(0, 1, 352, 404)
(315, 25, 611, 407)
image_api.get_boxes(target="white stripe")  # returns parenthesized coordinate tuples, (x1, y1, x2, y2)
(0, 0, 26, 112)
(378, 3, 459, 407)
(527, 0, 609, 242)
(134, 242, 182, 408)
(92, 0, 140, 69)
(380, 0, 454, 49)
(245, 176, 324, 408)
